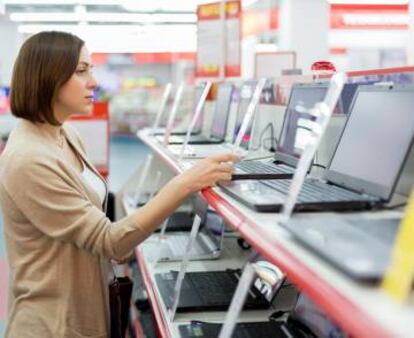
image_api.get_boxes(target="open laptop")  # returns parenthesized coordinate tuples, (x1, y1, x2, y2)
(148, 208, 226, 262)
(179, 321, 287, 338)
(155, 268, 272, 312)
(232, 83, 330, 180)
(232, 81, 364, 180)
(222, 84, 414, 212)
(167, 81, 265, 159)
(154, 83, 206, 137)
(165, 83, 234, 145)
(283, 214, 401, 282)
(178, 291, 346, 338)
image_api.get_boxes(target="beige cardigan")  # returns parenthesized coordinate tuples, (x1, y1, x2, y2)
(0, 120, 149, 338)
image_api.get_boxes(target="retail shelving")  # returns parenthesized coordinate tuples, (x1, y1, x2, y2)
(126, 128, 413, 338)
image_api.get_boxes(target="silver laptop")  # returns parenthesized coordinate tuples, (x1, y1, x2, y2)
(168, 80, 265, 158)
(154, 83, 206, 139)
(148, 206, 226, 262)
(165, 83, 234, 145)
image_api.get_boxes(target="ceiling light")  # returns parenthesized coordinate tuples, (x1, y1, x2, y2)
(4, 0, 120, 4)
(9, 11, 197, 23)
(17, 24, 197, 53)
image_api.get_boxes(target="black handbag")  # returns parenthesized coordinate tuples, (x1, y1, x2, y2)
(109, 276, 133, 338)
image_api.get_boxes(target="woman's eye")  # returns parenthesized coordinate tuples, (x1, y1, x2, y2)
(76, 69, 87, 74)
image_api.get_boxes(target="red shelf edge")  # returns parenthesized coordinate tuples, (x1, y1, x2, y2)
(135, 247, 172, 338)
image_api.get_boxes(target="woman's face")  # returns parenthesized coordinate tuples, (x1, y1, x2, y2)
(53, 45, 97, 123)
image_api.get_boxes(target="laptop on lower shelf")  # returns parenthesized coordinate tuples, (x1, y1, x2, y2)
(178, 290, 347, 338)
(148, 209, 225, 262)
(155, 211, 195, 232)
(282, 215, 401, 282)
(179, 321, 287, 338)
(221, 85, 414, 212)
(155, 269, 271, 312)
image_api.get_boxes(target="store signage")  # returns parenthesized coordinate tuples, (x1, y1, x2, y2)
(330, 4, 409, 29)
(382, 190, 414, 303)
(196, 1, 241, 77)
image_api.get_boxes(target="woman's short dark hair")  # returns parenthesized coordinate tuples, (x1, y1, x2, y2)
(10, 31, 84, 125)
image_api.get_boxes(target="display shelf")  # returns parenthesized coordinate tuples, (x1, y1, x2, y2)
(135, 237, 276, 338)
(135, 128, 414, 338)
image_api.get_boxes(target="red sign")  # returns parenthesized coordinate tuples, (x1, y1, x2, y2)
(197, 1, 241, 21)
(196, 1, 241, 78)
(330, 4, 409, 30)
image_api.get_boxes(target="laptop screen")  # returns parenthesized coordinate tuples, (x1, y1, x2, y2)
(199, 208, 225, 251)
(326, 85, 414, 199)
(290, 293, 346, 338)
(211, 84, 233, 139)
(277, 84, 328, 161)
(337, 82, 360, 115)
(234, 81, 257, 149)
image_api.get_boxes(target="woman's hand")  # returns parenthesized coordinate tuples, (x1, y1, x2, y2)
(175, 153, 240, 194)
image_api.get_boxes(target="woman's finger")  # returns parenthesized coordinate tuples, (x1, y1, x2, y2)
(217, 162, 233, 173)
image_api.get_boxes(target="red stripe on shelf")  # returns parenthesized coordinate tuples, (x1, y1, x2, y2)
(347, 66, 414, 77)
(0, 258, 9, 320)
(311, 66, 414, 80)
(135, 247, 171, 338)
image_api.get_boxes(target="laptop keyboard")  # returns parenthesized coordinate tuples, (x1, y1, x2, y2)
(261, 179, 378, 203)
(189, 271, 241, 305)
(168, 235, 205, 256)
(235, 161, 293, 175)
(179, 322, 284, 338)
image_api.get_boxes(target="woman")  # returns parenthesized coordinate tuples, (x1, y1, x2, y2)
(0, 31, 238, 338)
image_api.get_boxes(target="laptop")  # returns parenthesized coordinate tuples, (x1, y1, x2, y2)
(221, 84, 414, 212)
(155, 268, 271, 312)
(148, 208, 226, 262)
(155, 211, 196, 232)
(282, 214, 401, 282)
(232, 81, 364, 180)
(167, 81, 265, 159)
(232, 83, 330, 180)
(178, 291, 346, 338)
(154, 83, 206, 137)
(179, 321, 287, 338)
(165, 83, 234, 145)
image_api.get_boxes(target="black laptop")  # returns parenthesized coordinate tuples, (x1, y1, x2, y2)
(178, 291, 347, 338)
(155, 269, 271, 312)
(179, 321, 287, 338)
(167, 83, 234, 145)
(232, 83, 329, 180)
(232, 82, 363, 180)
(283, 215, 401, 282)
(222, 84, 414, 212)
